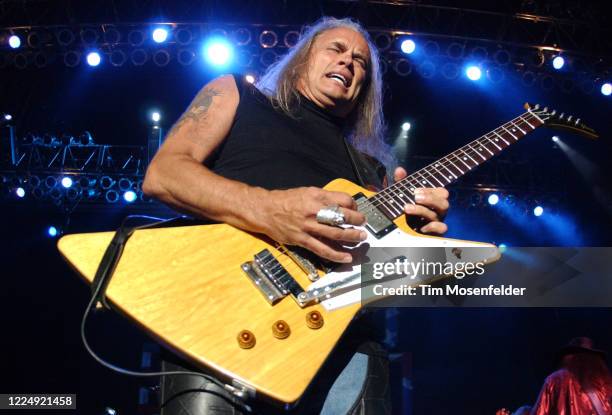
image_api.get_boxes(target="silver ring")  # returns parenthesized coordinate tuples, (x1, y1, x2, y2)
(316, 205, 345, 226)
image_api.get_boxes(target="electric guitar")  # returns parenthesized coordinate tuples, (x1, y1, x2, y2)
(58, 104, 597, 406)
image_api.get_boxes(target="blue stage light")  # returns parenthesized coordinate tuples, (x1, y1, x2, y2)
(86, 51, 101, 66)
(498, 243, 507, 253)
(533, 206, 544, 217)
(9, 35, 21, 49)
(151, 111, 161, 122)
(61, 177, 73, 188)
(204, 38, 233, 67)
(16, 187, 25, 198)
(401, 122, 411, 132)
(552, 136, 559, 142)
(400, 39, 416, 54)
(466, 66, 482, 81)
(552, 56, 564, 70)
(123, 190, 137, 203)
(245, 74, 256, 84)
(152, 28, 169, 43)
(601, 83, 612, 96)
(3, 114, 12, 121)
(47, 226, 58, 237)
(487, 194, 499, 205)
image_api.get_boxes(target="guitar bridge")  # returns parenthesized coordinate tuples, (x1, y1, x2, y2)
(241, 249, 308, 307)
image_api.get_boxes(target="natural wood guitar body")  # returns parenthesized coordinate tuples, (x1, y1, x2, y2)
(58, 178, 494, 405)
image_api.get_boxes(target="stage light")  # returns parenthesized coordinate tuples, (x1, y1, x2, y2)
(601, 83, 612, 96)
(9, 35, 21, 49)
(86, 51, 101, 66)
(552, 136, 559, 142)
(15, 187, 25, 198)
(498, 243, 507, 253)
(533, 206, 544, 217)
(47, 226, 58, 237)
(3, 114, 12, 121)
(401, 122, 411, 132)
(61, 177, 73, 188)
(466, 66, 482, 81)
(151, 111, 161, 122)
(487, 194, 499, 205)
(400, 39, 416, 54)
(552, 56, 564, 70)
(123, 190, 137, 202)
(204, 38, 233, 67)
(152, 27, 169, 43)
(245, 74, 255, 84)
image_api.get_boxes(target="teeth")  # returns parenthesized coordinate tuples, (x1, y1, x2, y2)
(329, 73, 347, 86)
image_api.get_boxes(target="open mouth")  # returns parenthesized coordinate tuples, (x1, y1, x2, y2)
(326, 73, 350, 87)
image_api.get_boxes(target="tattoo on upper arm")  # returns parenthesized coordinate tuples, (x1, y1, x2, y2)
(169, 87, 222, 136)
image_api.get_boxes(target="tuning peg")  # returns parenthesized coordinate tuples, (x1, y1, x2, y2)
(567, 115, 573, 122)
(534, 104, 540, 110)
(543, 107, 548, 112)
(575, 118, 580, 125)
(551, 110, 557, 116)
(559, 113, 565, 119)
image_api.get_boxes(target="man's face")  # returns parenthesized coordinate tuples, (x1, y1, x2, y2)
(297, 27, 371, 117)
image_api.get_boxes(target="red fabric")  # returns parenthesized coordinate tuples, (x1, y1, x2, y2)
(531, 369, 612, 415)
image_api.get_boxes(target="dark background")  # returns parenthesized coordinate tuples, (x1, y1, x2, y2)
(1, 1, 611, 414)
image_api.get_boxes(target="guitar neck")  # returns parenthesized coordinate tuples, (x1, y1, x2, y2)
(371, 110, 545, 220)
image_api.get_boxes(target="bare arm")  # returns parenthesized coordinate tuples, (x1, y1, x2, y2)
(143, 75, 366, 263)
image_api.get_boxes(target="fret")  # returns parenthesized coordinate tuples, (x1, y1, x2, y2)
(458, 148, 480, 167)
(414, 172, 436, 187)
(527, 111, 544, 124)
(446, 158, 466, 175)
(466, 143, 487, 161)
(492, 130, 510, 145)
(377, 203, 396, 219)
(485, 136, 502, 151)
(386, 197, 404, 216)
(475, 141, 495, 156)
(424, 170, 447, 187)
(439, 159, 459, 180)
(509, 120, 526, 134)
(394, 185, 415, 204)
(452, 152, 473, 170)
(500, 125, 518, 140)
(430, 162, 452, 184)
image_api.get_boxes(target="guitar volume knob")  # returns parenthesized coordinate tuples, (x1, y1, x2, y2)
(272, 320, 291, 339)
(237, 330, 256, 349)
(306, 310, 324, 329)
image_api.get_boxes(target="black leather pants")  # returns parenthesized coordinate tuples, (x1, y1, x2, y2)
(159, 341, 391, 415)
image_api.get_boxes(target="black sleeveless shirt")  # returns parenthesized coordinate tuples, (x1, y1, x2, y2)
(208, 76, 361, 190)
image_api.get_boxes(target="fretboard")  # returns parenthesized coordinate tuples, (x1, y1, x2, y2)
(370, 110, 545, 220)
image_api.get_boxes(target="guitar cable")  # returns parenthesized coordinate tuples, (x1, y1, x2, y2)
(80, 214, 253, 411)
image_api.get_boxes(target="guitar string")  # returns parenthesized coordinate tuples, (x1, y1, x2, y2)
(357, 111, 543, 216)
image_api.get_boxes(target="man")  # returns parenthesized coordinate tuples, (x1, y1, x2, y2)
(143, 17, 449, 414)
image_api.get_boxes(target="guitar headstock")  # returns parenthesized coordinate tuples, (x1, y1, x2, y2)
(524, 103, 599, 139)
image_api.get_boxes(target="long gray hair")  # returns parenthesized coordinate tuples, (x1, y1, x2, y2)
(256, 17, 391, 168)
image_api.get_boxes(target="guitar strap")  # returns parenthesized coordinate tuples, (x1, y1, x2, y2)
(342, 138, 386, 191)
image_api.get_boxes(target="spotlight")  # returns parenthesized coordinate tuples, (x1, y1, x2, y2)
(86, 51, 101, 67)
(533, 206, 544, 217)
(151, 111, 161, 122)
(400, 39, 416, 54)
(204, 38, 233, 67)
(152, 27, 169, 43)
(9, 35, 21, 49)
(552, 56, 564, 70)
(245, 74, 255, 84)
(47, 226, 59, 237)
(498, 243, 507, 253)
(466, 66, 482, 81)
(4, 114, 12, 121)
(401, 122, 411, 132)
(15, 187, 26, 198)
(552, 136, 559, 142)
(601, 83, 612, 96)
(61, 177, 73, 188)
(123, 190, 137, 203)
(487, 194, 499, 205)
